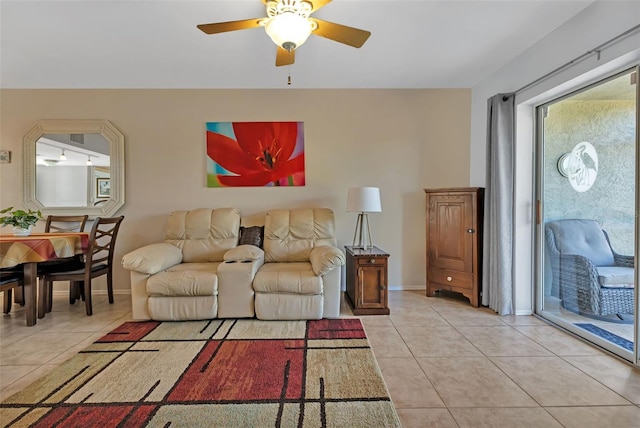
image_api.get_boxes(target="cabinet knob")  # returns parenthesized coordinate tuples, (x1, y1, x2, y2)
(369, 259, 376, 264)
(446, 276, 453, 282)
(467, 229, 475, 233)
(380, 285, 386, 290)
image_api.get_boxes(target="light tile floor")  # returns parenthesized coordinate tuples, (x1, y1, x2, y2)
(1, 290, 639, 428)
(359, 291, 640, 428)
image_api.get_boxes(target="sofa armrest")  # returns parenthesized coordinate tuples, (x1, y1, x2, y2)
(122, 243, 183, 275)
(310, 246, 345, 276)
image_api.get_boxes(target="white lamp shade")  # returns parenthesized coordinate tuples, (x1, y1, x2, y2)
(347, 187, 382, 213)
(264, 12, 313, 49)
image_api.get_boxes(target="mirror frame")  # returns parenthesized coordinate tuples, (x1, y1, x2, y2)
(24, 119, 125, 217)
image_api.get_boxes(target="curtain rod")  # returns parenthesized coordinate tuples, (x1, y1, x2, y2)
(514, 24, 640, 95)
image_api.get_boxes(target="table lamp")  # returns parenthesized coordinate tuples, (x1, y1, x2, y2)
(347, 187, 381, 250)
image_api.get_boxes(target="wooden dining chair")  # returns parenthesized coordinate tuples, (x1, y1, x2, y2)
(32, 215, 89, 314)
(1, 272, 24, 314)
(41, 216, 124, 316)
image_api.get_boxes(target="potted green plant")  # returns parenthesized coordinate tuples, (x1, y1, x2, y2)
(0, 207, 43, 236)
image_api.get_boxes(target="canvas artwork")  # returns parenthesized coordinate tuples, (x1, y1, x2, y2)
(206, 122, 305, 187)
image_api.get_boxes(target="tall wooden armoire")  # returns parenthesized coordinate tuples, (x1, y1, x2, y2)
(424, 187, 484, 307)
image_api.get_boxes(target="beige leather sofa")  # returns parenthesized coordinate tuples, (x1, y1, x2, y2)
(122, 207, 344, 321)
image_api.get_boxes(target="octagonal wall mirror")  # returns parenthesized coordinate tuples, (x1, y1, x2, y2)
(23, 120, 125, 217)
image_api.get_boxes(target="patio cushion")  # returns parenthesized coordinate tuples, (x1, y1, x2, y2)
(547, 219, 615, 266)
(597, 266, 634, 288)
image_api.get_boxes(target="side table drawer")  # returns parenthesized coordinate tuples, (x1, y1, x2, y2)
(357, 257, 385, 266)
(429, 268, 473, 289)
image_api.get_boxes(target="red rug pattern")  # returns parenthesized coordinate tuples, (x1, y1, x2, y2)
(1, 318, 400, 427)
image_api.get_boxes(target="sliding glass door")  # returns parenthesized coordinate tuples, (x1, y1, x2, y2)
(536, 67, 638, 363)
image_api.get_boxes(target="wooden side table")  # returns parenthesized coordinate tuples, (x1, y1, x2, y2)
(345, 246, 390, 315)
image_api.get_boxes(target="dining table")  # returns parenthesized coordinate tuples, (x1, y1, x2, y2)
(0, 232, 89, 326)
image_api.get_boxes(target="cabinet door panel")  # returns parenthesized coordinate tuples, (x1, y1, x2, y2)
(428, 194, 473, 272)
(357, 265, 387, 309)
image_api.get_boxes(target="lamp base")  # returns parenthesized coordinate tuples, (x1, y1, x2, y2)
(352, 212, 374, 250)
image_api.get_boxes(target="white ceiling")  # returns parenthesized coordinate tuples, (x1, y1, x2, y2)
(37, 135, 111, 167)
(0, 0, 595, 89)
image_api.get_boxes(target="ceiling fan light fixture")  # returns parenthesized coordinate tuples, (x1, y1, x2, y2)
(198, 0, 370, 67)
(265, 12, 314, 51)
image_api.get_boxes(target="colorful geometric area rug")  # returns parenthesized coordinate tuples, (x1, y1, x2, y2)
(575, 323, 634, 352)
(0, 318, 400, 427)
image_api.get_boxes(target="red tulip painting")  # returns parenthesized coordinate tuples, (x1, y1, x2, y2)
(206, 122, 305, 187)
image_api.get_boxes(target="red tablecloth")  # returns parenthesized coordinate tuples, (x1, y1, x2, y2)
(0, 233, 89, 268)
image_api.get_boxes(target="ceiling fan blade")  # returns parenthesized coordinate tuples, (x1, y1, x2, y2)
(308, 0, 333, 12)
(310, 18, 371, 48)
(276, 47, 295, 66)
(197, 18, 263, 35)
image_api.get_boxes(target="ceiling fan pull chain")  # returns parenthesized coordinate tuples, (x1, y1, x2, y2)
(288, 65, 292, 86)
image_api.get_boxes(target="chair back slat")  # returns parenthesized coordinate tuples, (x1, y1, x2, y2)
(45, 215, 89, 233)
(86, 217, 124, 271)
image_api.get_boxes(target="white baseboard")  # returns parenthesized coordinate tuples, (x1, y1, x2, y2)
(515, 309, 534, 316)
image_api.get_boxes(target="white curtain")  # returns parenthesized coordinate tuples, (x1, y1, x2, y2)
(482, 93, 516, 315)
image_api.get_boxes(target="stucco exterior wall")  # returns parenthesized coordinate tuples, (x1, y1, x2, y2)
(544, 99, 635, 254)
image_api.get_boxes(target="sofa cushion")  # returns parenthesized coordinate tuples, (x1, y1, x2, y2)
(239, 226, 264, 248)
(597, 266, 635, 288)
(147, 270, 218, 297)
(253, 262, 323, 295)
(165, 208, 240, 263)
(263, 208, 337, 263)
(547, 219, 615, 266)
(224, 245, 264, 262)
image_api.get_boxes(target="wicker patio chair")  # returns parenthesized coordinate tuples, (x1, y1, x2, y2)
(545, 219, 634, 317)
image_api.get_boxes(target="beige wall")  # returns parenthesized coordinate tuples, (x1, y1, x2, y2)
(0, 89, 471, 293)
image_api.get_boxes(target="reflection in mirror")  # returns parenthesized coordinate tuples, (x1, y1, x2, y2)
(36, 133, 111, 207)
(24, 120, 125, 217)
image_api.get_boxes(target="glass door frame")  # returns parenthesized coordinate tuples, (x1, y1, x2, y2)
(533, 65, 640, 365)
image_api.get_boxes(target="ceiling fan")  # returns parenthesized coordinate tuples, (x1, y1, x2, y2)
(197, 0, 371, 66)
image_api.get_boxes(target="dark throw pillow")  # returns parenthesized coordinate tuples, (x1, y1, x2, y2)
(239, 226, 264, 248)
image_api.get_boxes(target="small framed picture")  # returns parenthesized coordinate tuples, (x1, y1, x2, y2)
(0, 150, 11, 164)
(96, 178, 111, 198)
